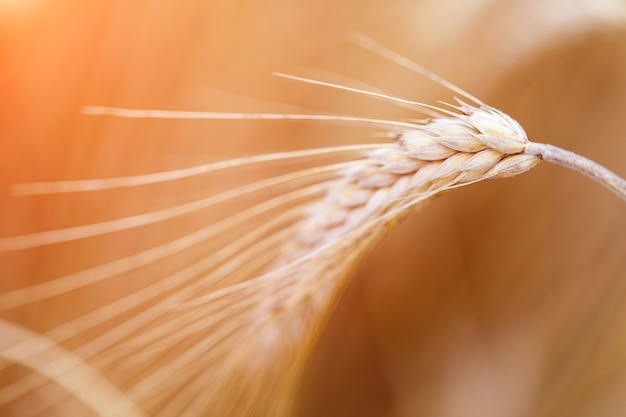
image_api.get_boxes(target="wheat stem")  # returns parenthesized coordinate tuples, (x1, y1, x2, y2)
(525, 142, 626, 201)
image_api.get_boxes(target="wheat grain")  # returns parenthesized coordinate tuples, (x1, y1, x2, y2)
(2, 37, 626, 417)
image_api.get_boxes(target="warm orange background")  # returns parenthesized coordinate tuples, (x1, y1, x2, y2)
(1, 1, 626, 416)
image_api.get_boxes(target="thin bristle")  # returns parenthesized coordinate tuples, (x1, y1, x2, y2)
(0, 179, 331, 310)
(350, 33, 485, 106)
(0, 321, 145, 417)
(12, 144, 389, 195)
(272, 72, 458, 117)
(79, 107, 422, 131)
(1, 161, 360, 252)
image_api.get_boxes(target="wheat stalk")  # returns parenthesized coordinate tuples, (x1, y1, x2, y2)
(1, 37, 625, 417)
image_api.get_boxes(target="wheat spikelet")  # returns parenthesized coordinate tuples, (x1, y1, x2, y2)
(2, 2, 626, 416)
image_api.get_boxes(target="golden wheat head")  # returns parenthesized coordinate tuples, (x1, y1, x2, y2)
(1, 34, 625, 417)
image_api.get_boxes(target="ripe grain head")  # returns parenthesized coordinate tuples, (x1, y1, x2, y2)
(7, 79, 622, 415)
(2, 3, 626, 417)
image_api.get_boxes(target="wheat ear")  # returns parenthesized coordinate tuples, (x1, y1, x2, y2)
(2, 56, 625, 416)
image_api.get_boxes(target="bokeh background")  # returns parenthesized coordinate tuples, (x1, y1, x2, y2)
(1, 0, 626, 416)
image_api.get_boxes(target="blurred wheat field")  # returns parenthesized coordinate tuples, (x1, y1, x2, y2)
(1, 0, 626, 416)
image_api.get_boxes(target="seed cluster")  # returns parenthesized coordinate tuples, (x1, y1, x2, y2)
(295, 103, 541, 252)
